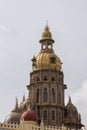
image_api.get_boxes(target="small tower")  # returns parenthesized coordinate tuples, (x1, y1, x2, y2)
(64, 97, 83, 129)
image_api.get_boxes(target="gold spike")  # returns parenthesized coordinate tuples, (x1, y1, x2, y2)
(44, 21, 49, 31)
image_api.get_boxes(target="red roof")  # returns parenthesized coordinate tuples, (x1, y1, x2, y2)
(21, 109, 37, 122)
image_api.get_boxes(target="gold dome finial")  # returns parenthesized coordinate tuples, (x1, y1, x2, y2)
(45, 20, 49, 31)
(33, 24, 62, 71)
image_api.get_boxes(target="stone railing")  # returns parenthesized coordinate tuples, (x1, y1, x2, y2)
(0, 122, 20, 129)
(0, 122, 85, 130)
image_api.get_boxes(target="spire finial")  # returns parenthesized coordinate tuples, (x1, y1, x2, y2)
(68, 96, 72, 104)
(44, 20, 49, 31)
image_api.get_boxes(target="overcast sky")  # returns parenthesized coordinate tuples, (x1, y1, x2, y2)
(0, 0, 87, 127)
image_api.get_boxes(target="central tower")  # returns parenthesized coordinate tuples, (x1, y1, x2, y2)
(27, 24, 67, 126)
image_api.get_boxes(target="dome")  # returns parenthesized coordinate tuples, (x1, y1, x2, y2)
(65, 97, 78, 116)
(4, 111, 22, 124)
(32, 52, 62, 71)
(32, 24, 62, 71)
(21, 109, 37, 122)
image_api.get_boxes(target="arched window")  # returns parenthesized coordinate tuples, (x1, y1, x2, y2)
(36, 77, 40, 81)
(59, 94, 61, 104)
(43, 44, 46, 49)
(43, 110, 47, 120)
(51, 88, 55, 103)
(36, 89, 39, 103)
(44, 76, 48, 81)
(52, 110, 55, 120)
(59, 112, 61, 124)
(48, 44, 51, 49)
(43, 88, 48, 102)
(52, 77, 55, 81)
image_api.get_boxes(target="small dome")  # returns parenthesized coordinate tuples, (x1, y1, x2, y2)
(65, 97, 78, 116)
(4, 111, 22, 124)
(21, 109, 37, 122)
(39, 24, 54, 43)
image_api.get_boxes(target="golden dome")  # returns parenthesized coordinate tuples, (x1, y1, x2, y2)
(32, 24, 62, 71)
(32, 51, 62, 71)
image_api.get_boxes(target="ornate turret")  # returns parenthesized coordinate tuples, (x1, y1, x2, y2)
(28, 24, 66, 126)
(39, 23, 54, 44)
(32, 24, 62, 71)
(64, 97, 83, 129)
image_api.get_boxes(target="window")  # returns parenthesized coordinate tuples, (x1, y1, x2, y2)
(43, 88, 48, 102)
(44, 76, 48, 81)
(59, 112, 61, 124)
(43, 44, 46, 49)
(43, 110, 47, 120)
(36, 89, 39, 103)
(36, 77, 40, 81)
(48, 44, 51, 49)
(59, 94, 61, 104)
(52, 111, 55, 120)
(52, 77, 55, 81)
(50, 56, 56, 64)
(58, 78, 61, 83)
(51, 88, 55, 103)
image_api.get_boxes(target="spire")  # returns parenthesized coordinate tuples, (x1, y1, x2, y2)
(15, 97, 18, 109)
(68, 96, 72, 105)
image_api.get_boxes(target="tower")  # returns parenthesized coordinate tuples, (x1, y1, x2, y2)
(3, 24, 83, 129)
(27, 24, 67, 126)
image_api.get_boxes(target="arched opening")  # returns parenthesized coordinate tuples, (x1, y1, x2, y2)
(36, 89, 39, 103)
(36, 77, 40, 81)
(52, 110, 55, 121)
(43, 110, 47, 120)
(44, 76, 48, 81)
(59, 94, 61, 104)
(51, 88, 55, 103)
(52, 77, 55, 81)
(43, 88, 48, 102)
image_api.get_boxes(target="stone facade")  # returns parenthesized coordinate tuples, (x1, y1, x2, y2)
(27, 69, 66, 126)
